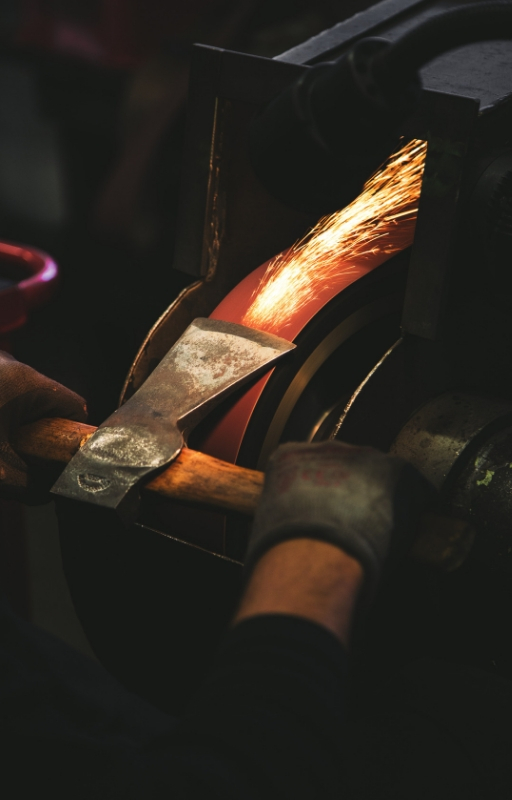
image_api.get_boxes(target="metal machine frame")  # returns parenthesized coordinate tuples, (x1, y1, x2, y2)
(61, 0, 512, 711)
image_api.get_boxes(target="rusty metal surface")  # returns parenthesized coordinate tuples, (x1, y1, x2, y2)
(52, 318, 294, 522)
(390, 393, 512, 574)
(451, 425, 512, 573)
(390, 392, 512, 489)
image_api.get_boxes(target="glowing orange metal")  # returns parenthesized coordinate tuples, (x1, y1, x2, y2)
(242, 138, 427, 333)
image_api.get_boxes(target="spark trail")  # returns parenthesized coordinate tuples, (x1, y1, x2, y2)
(243, 139, 427, 333)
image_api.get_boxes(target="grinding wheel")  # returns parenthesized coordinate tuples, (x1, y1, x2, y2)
(58, 246, 409, 712)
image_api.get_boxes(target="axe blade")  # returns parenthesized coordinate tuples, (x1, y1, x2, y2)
(51, 318, 295, 523)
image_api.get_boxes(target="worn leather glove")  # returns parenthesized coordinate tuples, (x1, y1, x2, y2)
(245, 440, 436, 600)
(0, 352, 87, 502)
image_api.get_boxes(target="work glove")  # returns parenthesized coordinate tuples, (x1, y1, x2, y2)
(0, 351, 87, 502)
(245, 440, 436, 601)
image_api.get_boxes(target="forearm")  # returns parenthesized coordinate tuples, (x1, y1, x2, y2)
(178, 614, 349, 799)
(167, 440, 429, 796)
(234, 538, 364, 647)
(173, 540, 362, 798)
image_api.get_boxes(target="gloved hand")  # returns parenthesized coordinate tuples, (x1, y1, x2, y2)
(0, 352, 87, 502)
(245, 440, 436, 600)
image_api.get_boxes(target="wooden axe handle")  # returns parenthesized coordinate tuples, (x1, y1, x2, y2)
(13, 417, 474, 570)
(13, 418, 263, 515)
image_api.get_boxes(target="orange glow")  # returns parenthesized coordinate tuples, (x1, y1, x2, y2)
(242, 139, 427, 333)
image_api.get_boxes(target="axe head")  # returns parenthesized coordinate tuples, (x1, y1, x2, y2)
(52, 318, 295, 523)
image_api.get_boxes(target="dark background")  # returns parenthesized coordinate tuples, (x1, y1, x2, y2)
(0, 0, 377, 645)
(1, 0, 377, 424)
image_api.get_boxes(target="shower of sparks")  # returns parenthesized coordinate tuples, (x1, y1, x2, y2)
(242, 138, 427, 333)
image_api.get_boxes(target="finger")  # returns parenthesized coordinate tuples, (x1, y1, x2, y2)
(0, 442, 28, 497)
(8, 385, 88, 426)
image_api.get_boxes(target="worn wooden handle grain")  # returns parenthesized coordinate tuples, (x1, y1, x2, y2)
(13, 417, 263, 515)
(12, 417, 474, 569)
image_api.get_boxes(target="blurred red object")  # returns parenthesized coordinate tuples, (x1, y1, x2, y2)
(0, 241, 59, 619)
(0, 241, 58, 350)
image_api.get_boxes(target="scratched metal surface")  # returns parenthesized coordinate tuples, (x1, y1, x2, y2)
(52, 318, 294, 521)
